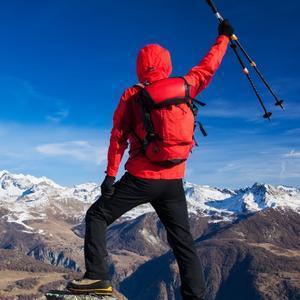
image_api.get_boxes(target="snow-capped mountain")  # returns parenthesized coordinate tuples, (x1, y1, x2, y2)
(0, 170, 100, 202)
(0, 170, 102, 230)
(1, 170, 299, 231)
(184, 181, 300, 221)
(1, 170, 300, 300)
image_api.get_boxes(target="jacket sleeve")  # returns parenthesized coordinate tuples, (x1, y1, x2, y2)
(106, 89, 133, 177)
(184, 35, 230, 97)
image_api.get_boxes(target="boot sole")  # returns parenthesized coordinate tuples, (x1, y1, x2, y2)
(67, 286, 113, 296)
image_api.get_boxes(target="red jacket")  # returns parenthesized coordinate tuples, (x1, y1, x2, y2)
(106, 35, 229, 179)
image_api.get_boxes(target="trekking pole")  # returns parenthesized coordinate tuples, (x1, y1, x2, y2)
(205, 0, 284, 110)
(231, 44, 272, 120)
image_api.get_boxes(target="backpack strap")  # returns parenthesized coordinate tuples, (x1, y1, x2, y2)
(132, 83, 157, 154)
(180, 77, 208, 140)
(139, 89, 158, 148)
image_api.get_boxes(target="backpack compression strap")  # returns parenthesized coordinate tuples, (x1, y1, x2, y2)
(181, 77, 208, 138)
(129, 83, 156, 155)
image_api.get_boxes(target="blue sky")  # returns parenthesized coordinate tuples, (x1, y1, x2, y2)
(0, 0, 299, 188)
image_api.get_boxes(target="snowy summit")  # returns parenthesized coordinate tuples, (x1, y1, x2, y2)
(0, 170, 299, 229)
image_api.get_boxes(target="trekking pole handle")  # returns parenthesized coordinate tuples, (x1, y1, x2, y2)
(206, 1, 238, 43)
(206, 0, 224, 22)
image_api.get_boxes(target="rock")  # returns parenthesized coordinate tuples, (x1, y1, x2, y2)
(45, 290, 117, 300)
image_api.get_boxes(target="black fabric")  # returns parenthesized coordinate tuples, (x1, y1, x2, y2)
(218, 19, 234, 38)
(190, 97, 206, 107)
(100, 175, 115, 198)
(197, 121, 208, 137)
(84, 172, 205, 299)
(138, 90, 157, 148)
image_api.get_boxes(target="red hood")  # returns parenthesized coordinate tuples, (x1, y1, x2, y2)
(136, 44, 172, 84)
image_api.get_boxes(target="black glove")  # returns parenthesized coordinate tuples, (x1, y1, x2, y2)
(101, 175, 116, 198)
(218, 19, 234, 38)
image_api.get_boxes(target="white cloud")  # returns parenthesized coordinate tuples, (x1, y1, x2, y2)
(280, 161, 286, 179)
(279, 160, 300, 179)
(0, 123, 111, 185)
(217, 162, 241, 173)
(0, 121, 299, 188)
(187, 136, 300, 188)
(46, 109, 69, 123)
(283, 150, 300, 158)
(36, 140, 107, 165)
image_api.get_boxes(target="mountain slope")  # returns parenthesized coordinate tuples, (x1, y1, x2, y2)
(120, 209, 300, 300)
(0, 170, 299, 299)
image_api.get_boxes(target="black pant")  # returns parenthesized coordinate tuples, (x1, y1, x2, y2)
(84, 172, 205, 300)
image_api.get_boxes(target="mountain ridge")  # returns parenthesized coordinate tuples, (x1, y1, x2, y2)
(1, 170, 299, 226)
(1, 170, 300, 299)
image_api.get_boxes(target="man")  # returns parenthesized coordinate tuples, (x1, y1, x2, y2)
(68, 20, 234, 300)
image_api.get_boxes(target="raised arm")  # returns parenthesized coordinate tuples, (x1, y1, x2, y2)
(184, 35, 229, 97)
(184, 21, 234, 97)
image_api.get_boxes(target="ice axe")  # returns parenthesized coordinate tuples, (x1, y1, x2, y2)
(205, 0, 284, 120)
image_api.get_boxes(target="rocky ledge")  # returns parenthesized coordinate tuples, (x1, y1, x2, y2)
(45, 290, 117, 300)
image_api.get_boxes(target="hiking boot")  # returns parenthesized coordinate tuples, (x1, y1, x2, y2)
(67, 278, 113, 295)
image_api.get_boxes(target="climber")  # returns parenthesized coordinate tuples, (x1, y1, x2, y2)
(67, 20, 234, 300)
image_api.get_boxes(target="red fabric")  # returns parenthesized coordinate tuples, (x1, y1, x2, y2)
(135, 78, 195, 164)
(143, 77, 186, 103)
(106, 35, 229, 179)
(136, 44, 172, 84)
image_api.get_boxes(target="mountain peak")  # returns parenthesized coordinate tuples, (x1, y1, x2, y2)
(0, 171, 299, 226)
(0, 170, 62, 190)
(252, 182, 269, 188)
(0, 170, 9, 177)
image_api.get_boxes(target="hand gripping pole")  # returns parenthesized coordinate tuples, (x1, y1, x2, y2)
(205, 0, 284, 115)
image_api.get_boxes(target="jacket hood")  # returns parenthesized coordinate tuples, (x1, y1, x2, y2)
(136, 44, 172, 84)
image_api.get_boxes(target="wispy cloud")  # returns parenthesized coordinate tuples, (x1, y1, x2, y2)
(46, 109, 69, 123)
(187, 132, 300, 188)
(216, 162, 241, 173)
(283, 128, 300, 136)
(36, 140, 107, 165)
(274, 101, 300, 120)
(0, 123, 110, 185)
(4, 76, 60, 104)
(200, 97, 259, 119)
(0, 76, 69, 123)
(1, 120, 299, 188)
(200, 94, 299, 120)
(279, 160, 300, 179)
(271, 77, 300, 95)
(283, 150, 300, 158)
